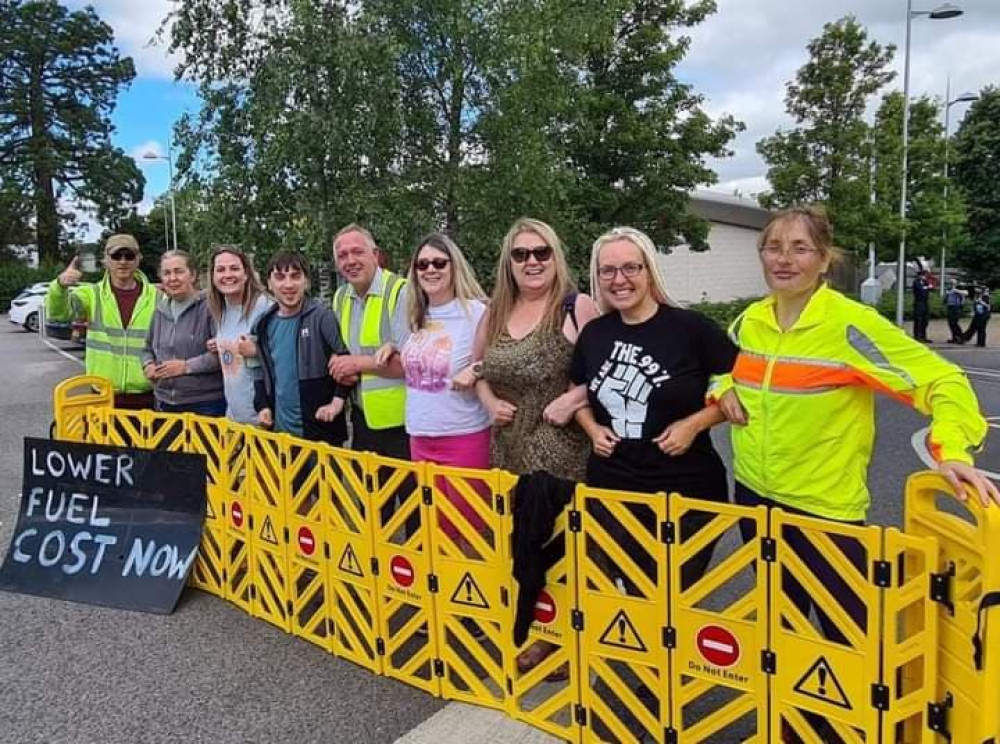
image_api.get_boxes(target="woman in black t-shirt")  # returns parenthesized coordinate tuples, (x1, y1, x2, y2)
(571, 227, 738, 586)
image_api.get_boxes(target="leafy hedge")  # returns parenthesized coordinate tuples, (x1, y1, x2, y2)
(689, 296, 760, 329)
(0, 264, 59, 314)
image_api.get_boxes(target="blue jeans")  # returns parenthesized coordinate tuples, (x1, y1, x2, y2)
(155, 399, 227, 417)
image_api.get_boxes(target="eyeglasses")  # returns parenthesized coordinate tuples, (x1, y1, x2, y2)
(510, 245, 553, 264)
(108, 249, 137, 262)
(415, 257, 450, 272)
(759, 245, 820, 260)
(598, 263, 645, 281)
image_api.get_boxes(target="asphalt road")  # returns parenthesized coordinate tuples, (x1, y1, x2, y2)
(0, 317, 997, 744)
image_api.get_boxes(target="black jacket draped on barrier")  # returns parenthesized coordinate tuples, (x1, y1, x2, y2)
(511, 470, 575, 646)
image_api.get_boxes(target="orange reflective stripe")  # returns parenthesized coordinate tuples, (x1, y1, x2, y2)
(733, 352, 914, 405)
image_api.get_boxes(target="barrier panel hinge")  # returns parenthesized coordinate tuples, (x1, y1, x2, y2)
(370, 557, 379, 576)
(574, 705, 587, 726)
(664, 728, 678, 744)
(323, 542, 330, 560)
(283, 527, 290, 544)
(428, 574, 439, 593)
(872, 560, 892, 588)
(929, 562, 955, 616)
(364, 473, 374, 493)
(568, 510, 582, 532)
(927, 692, 953, 740)
(505, 676, 513, 695)
(761, 649, 776, 674)
(870, 683, 890, 711)
(500, 587, 509, 607)
(376, 638, 385, 656)
(660, 520, 675, 545)
(760, 537, 776, 562)
(433, 659, 445, 677)
(422, 485, 433, 506)
(571, 610, 584, 631)
(494, 494, 505, 515)
(662, 626, 676, 649)
(286, 599, 293, 617)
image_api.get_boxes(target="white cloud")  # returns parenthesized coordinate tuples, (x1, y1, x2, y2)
(65, 0, 178, 79)
(130, 140, 166, 162)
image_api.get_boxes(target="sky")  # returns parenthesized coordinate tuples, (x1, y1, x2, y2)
(67, 0, 1000, 226)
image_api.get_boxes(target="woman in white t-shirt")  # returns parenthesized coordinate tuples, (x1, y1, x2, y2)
(376, 233, 490, 548)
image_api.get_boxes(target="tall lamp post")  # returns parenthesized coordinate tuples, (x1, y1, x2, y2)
(940, 77, 978, 295)
(142, 142, 178, 252)
(895, 1, 964, 327)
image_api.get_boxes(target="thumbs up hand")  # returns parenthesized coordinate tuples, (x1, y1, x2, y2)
(58, 256, 83, 288)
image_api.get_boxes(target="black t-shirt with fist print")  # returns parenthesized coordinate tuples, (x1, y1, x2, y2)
(570, 303, 738, 502)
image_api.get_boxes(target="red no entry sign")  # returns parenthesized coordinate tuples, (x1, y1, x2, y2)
(534, 590, 557, 625)
(231, 500, 244, 528)
(696, 625, 741, 668)
(390, 555, 415, 588)
(297, 526, 315, 556)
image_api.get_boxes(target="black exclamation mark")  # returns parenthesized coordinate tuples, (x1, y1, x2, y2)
(465, 576, 473, 603)
(818, 667, 827, 696)
(618, 616, 627, 643)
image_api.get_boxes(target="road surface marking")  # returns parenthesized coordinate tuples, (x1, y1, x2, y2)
(41, 338, 84, 367)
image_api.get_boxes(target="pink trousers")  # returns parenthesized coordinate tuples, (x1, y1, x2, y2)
(410, 428, 491, 541)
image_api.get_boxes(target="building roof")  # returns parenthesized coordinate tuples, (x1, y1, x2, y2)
(690, 189, 771, 230)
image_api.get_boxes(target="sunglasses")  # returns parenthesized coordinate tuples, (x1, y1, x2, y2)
(415, 257, 450, 272)
(510, 245, 552, 264)
(108, 249, 137, 262)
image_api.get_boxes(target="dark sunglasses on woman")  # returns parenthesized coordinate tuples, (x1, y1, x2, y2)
(416, 257, 451, 271)
(510, 245, 552, 264)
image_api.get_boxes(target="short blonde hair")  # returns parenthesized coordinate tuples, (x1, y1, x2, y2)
(333, 223, 378, 253)
(589, 227, 680, 314)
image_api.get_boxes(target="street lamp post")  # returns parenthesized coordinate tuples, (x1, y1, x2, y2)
(939, 77, 978, 295)
(142, 142, 178, 252)
(895, 2, 964, 327)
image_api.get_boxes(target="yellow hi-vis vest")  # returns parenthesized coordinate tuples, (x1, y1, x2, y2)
(708, 284, 986, 521)
(334, 271, 407, 430)
(45, 272, 157, 395)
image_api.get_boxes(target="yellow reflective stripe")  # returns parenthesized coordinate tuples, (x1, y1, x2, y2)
(360, 294, 384, 347)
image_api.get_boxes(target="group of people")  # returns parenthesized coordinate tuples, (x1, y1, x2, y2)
(48, 209, 999, 680)
(913, 269, 992, 346)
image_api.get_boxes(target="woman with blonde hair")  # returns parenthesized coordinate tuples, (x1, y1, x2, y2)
(571, 226, 737, 587)
(374, 233, 492, 550)
(205, 245, 273, 424)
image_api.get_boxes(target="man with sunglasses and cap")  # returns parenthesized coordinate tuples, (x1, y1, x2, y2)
(46, 234, 158, 409)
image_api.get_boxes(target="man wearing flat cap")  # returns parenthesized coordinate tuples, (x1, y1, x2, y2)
(46, 234, 158, 409)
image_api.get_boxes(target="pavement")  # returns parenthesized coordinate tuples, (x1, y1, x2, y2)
(0, 316, 998, 744)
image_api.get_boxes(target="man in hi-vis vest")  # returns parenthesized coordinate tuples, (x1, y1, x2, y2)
(329, 224, 410, 457)
(47, 234, 157, 409)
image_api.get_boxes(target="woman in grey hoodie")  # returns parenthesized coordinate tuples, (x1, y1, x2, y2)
(141, 251, 225, 415)
(204, 245, 273, 423)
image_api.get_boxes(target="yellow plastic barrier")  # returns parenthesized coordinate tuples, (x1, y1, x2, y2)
(51, 375, 113, 442)
(51, 378, 1000, 744)
(904, 472, 1000, 744)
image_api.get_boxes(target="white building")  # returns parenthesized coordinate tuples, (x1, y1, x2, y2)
(656, 190, 771, 305)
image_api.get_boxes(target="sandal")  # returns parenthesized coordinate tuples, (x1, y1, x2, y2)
(516, 640, 556, 673)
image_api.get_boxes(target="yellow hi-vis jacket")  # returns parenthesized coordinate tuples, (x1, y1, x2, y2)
(709, 284, 986, 521)
(334, 270, 407, 430)
(46, 272, 157, 395)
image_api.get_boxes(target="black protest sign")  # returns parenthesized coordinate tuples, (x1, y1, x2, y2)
(0, 437, 207, 614)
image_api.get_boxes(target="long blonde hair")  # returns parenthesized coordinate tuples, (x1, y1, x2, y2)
(206, 245, 267, 324)
(407, 233, 487, 331)
(486, 217, 574, 345)
(589, 227, 681, 314)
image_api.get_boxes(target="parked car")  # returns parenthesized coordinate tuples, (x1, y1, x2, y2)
(7, 282, 49, 332)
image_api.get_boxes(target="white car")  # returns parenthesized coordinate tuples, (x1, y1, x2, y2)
(8, 282, 50, 332)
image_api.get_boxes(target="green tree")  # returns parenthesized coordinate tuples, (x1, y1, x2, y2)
(757, 16, 895, 253)
(0, 0, 144, 263)
(951, 86, 1000, 287)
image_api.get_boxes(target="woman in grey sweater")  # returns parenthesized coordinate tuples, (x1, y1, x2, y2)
(141, 251, 224, 415)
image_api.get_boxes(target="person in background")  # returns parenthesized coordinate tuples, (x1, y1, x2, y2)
(911, 268, 932, 343)
(475, 217, 598, 677)
(255, 251, 350, 445)
(47, 234, 157, 409)
(571, 227, 737, 588)
(945, 279, 968, 344)
(329, 224, 410, 457)
(141, 251, 224, 415)
(205, 245, 273, 424)
(963, 287, 992, 348)
(374, 233, 491, 553)
(716, 206, 997, 665)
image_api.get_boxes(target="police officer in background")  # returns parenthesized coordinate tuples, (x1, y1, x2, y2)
(46, 234, 158, 409)
(912, 268, 932, 343)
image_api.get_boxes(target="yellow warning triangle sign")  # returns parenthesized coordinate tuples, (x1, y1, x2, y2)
(259, 515, 279, 545)
(598, 609, 647, 652)
(793, 656, 851, 710)
(338, 543, 363, 577)
(450, 571, 489, 609)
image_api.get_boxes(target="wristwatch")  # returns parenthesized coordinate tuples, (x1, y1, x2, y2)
(471, 362, 484, 380)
